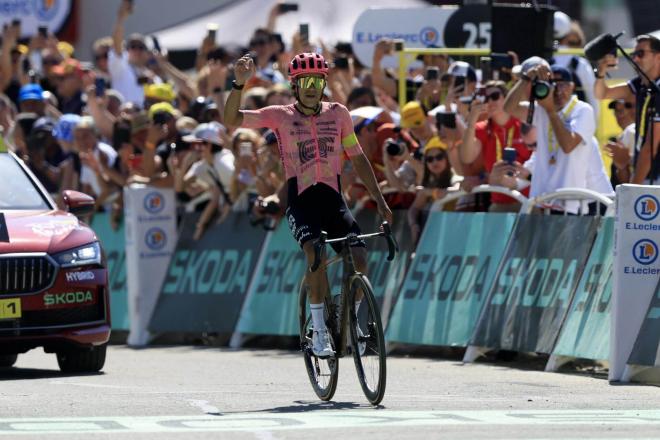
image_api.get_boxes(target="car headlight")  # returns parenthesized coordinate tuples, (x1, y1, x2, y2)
(53, 242, 102, 267)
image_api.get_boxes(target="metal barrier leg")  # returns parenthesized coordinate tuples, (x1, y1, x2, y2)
(463, 345, 489, 363)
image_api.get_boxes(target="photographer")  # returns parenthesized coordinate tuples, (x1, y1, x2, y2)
(605, 99, 636, 186)
(504, 60, 599, 213)
(594, 34, 660, 184)
(460, 81, 531, 212)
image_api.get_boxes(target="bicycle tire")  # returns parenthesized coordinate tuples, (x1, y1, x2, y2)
(348, 274, 387, 405)
(298, 280, 338, 401)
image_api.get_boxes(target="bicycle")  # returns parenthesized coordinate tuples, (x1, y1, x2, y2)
(298, 222, 398, 405)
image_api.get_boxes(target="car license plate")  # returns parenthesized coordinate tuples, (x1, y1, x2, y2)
(0, 298, 21, 319)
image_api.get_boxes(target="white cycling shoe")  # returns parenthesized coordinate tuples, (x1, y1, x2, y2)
(312, 328, 335, 358)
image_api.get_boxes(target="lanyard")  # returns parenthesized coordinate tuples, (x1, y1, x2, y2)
(494, 122, 515, 162)
(547, 95, 578, 159)
(636, 92, 652, 152)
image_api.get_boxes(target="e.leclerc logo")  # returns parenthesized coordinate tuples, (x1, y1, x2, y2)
(419, 27, 440, 46)
(626, 239, 660, 274)
(145, 227, 167, 251)
(143, 192, 165, 214)
(634, 195, 660, 221)
(33, 0, 60, 21)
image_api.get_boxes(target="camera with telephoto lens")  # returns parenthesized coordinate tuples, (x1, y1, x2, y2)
(531, 80, 552, 100)
(385, 138, 406, 156)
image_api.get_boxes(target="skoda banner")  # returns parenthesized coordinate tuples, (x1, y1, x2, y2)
(612, 185, 660, 381)
(149, 212, 267, 335)
(124, 185, 177, 346)
(235, 210, 412, 337)
(0, 0, 73, 37)
(386, 212, 516, 347)
(91, 213, 129, 331)
(469, 215, 598, 354)
(352, 5, 490, 68)
(552, 218, 614, 362)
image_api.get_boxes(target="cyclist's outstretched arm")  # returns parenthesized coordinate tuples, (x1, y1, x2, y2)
(351, 153, 393, 224)
(223, 55, 255, 127)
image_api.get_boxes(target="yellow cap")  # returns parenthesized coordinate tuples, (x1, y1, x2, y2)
(144, 83, 176, 102)
(15, 44, 29, 55)
(57, 41, 75, 58)
(424, 136, 447, 151)
(400, 101, 426, 128)
(148, 102, 176, 120)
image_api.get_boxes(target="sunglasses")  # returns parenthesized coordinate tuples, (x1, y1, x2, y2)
(296, 76, 326, 90)
(95, 53, 108, 61)
(631, 49, 658, 59)
(612, 102, 634, 110)
(425, 152, 446, 163)
(484, 91, 502, 102)
(128, 44, 147, 51)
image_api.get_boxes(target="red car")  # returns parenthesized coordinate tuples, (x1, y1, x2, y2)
(0, 151, 110, 372)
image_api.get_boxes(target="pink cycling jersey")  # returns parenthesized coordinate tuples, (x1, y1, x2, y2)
(240, 102, 363, 195)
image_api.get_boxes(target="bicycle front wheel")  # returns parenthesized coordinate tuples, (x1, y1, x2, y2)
(349, 274, 387, 405)
(298, 280, 338, 401)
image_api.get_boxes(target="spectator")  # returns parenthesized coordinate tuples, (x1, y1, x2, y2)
(92, 37, 113, 78)
(606, 99, 636, 186)
(144, 83, 176, 109)
(52, 59, 85, 115)
(460, 81, 531, 212)
(73, 116, 117, 204)
(407, 136, 453, 243)
(347, 87, 377, 110)
(24, 117, 69, 195)
(594, 34, 660, 184)
(552, 11, 598, 122)
(400, 101, 435, 147)
(110, 0, 161, 105)
(504, 61, 606, 213)
(17, 84, 45, 116)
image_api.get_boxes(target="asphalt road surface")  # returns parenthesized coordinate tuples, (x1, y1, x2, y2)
(1, 345, 660, 439)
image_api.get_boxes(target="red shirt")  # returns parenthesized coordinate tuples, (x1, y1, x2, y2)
(474, 116, 531, 204)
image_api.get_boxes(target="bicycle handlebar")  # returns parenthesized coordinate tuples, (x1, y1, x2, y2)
(309, 222, 398, 273)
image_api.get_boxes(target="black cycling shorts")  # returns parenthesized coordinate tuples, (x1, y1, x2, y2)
(285, 182, 365, 253)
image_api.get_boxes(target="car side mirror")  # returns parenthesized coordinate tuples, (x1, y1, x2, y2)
(62, 190, 95, 218)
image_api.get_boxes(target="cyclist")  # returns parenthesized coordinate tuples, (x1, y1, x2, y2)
(224, 53, 392, 357)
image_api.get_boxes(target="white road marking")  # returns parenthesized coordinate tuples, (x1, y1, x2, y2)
(186, 399, 221, 415)
(0, 410, 659, 435)
(49, 380, 133, 389)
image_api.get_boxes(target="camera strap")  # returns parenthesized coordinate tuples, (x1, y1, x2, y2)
(206, 167, 233, 206)
(491, 120, 515, 162)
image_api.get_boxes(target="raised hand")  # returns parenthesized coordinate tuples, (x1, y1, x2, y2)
(234, 55, 255, 86)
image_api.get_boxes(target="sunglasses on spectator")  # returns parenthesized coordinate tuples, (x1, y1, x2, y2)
(631, 49, 658, 59)
(484, 91, 502, 102)
(296, 76, 326, 90)
(425, 152, 446, 163)
(613, 102, 634, 110)
(95, 53, 108, 61)
(128, 44, 147, 51)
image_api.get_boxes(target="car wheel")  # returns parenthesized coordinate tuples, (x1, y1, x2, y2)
(0, 354, 18, 367)
(56, 344, 107, 373)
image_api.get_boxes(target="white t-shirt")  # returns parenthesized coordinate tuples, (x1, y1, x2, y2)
(553, 50, 599, 124)
(523, 96, 595, 213)
(80, 142, 118, 198)
(185, 150, 235, 192)
(108, 50, 144, 105)
(620, 122, 636, 155)
(586, 136, 614, 196)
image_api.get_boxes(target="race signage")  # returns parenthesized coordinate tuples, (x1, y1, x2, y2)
(149, 212, 267, 335)
(0, 0, 72, 37)
(611, 185, 660, 381)
(552, 218, 614, 362)
(352, 5, 490, 68)
(91, 213, 128, 330)
(386, 212, 515, 347)
(124, 186, 177, 346)
(469, 215, 598, 354)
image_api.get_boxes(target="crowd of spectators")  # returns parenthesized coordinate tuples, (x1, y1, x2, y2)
(1, 1, 659, 240)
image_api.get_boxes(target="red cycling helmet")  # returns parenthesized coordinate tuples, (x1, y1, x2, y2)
(288, 53, 329, 79)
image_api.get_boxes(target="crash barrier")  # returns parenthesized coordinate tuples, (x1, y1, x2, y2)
(90, 213, 129, 331)
(612, 185, 660, 383)
(94, 184, 660, 380)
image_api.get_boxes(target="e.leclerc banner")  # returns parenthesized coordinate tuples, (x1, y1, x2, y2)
(611, 185, 660, 382)
(149, 212, 267, 335)
(470, 214, 598, 354)
(552, 218, 614, 361)
(91, 213, 128, 331)
(386, 212, 516, 347)
(236, 210, 412, 336)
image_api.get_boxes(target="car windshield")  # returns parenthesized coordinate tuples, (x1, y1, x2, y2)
(0, 154, 50, 210)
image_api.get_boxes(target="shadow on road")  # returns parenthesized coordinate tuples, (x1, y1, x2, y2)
(0, 367, 104, 381)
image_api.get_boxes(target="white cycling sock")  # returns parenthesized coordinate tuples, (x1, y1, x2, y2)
(310, 303, 325, 332)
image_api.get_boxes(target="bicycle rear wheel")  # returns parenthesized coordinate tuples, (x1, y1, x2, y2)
(298, 280, 338, 401)
(349, 274, 386, 405)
